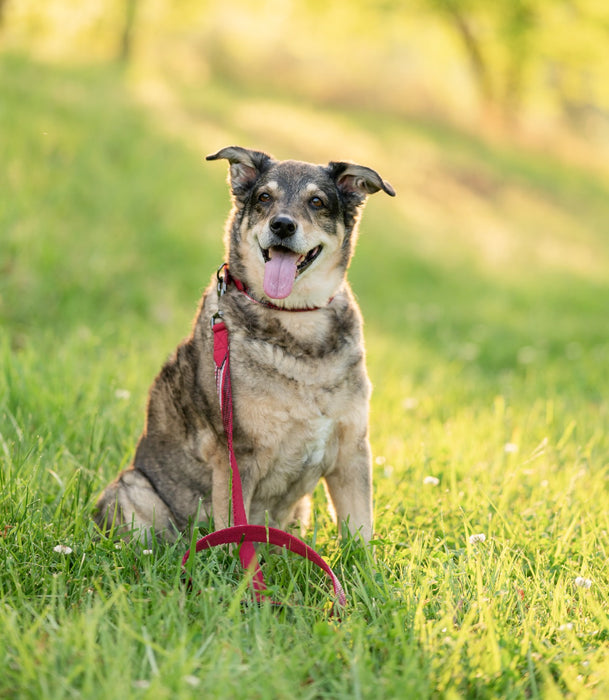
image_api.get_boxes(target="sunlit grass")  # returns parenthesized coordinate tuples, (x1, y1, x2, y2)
(1, 54, 609, 698)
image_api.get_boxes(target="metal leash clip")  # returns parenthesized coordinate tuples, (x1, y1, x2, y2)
(212, 264, 229, 328)
(210, 310, 224, 329)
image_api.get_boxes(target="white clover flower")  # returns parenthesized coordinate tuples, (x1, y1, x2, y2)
(504, 442, 519, 454)
(374, 455, 386, 466)
(53, 544, 73, 554)
(142, 549, 153, 556)
(133, 680, 150, 689)
(469, 533, 486, 544)
(114, 542, 123, 550)
(114, 389, 131, 400)
(574, 576, 592, 589)
(423, 476, 440, 486)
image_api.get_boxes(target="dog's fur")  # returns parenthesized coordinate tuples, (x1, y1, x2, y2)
(94, 146, 395, 545)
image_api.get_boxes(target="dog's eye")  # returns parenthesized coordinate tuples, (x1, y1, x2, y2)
(258, 192, 272, 203)
(310, 196, 324, 209)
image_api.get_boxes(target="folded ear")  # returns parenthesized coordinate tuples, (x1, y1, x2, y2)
(328, 161, 396, 198)
(206, 146, 273, 191)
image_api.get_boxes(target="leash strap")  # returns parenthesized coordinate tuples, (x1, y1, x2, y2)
(211, 318, 266, 595)
(182, 267, 346, 609)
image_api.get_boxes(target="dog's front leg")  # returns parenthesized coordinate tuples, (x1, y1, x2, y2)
(211, 461, 231, 531)
(324, 426, 373, 543)
(210, 448, 256, 530)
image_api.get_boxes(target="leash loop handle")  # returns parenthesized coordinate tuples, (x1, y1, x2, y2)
(181, 525, 346, 607)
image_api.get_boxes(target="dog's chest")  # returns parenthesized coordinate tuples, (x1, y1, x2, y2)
(304, 414, 334, 466)
(244, 399, 338, 514)
(214, 299, 366, 516)
(235, 369, 342, 465)
(231, 340, 352, 483)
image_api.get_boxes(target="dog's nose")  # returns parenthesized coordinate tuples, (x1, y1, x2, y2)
(269, 215, 297, 239)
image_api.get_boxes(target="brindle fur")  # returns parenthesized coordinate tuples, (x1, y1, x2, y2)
(94, 146, 395, 544)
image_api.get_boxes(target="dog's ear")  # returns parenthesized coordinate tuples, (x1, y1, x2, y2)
(206, 146, 273, 193)
(328, 162, 396, 199)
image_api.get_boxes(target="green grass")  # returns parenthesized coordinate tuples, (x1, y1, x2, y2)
(1, 53, 609, 698)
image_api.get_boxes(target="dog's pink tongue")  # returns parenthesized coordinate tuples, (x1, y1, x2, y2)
(263, 248, 300, 299)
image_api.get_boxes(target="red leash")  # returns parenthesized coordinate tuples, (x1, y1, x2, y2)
(181, 265, 346, 609)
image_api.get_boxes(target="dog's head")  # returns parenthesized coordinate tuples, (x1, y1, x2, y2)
(207, 146, 395, 308)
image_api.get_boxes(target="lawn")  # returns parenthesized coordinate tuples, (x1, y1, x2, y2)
(1, 53, 608, 698)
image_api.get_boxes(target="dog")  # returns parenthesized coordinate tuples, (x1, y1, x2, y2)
(93, 146, 395, 545)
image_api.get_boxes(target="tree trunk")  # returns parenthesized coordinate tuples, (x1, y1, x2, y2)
(118, 0, 139, 64)
(444, 5, 494, 108)
(0, 0, 8, 30)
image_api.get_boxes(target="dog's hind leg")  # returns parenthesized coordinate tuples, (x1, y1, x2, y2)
(93, 468, 179, 545)
(285, 494, 312, 536)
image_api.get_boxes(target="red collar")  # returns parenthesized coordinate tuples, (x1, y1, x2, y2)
(217, 263, 327, 312)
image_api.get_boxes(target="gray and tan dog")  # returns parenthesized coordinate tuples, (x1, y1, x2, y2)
(94, 146, 395, 544)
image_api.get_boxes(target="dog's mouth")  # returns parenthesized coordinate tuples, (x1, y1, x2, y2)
(261, 245, 322, 299)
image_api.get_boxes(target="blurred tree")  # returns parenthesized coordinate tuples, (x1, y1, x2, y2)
(0, 0, 8, 29)
(433, 0, 495, 107)
(424, 0, 538, 123)
(5, 0, 609, 135)
(500, 0, 536, 119)
(118, 0, 138, 63)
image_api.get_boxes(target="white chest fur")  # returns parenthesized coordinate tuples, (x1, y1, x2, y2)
(305, 415, 334, 467)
